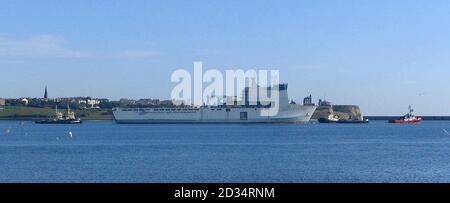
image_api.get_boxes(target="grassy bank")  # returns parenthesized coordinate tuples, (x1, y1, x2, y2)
(0, 106, 113, 120)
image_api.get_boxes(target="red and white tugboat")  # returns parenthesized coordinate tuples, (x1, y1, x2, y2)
(389, 106, 422, 124)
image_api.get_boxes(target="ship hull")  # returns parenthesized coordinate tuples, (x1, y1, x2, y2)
(35, 119, 82, 124)
(388, 118, 421, 124)
(113, 105, 317, 124)
(336, 119, 369, 124)
(317, 118, 338, 123)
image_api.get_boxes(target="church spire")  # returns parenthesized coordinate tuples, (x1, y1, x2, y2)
(44, 86, 48, 99)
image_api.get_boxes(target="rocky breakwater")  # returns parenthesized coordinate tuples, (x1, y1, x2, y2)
(312, 105, 363, 121)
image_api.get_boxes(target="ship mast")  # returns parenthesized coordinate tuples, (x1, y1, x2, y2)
(408, 105, 414, 114)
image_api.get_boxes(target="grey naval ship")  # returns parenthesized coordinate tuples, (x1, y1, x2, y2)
(112, 84, 317, 124)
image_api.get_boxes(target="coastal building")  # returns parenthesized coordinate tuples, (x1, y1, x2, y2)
(53, 97, 74, 103)
(136, 99, 160, 106)
(78, 98, 101, 108)
(171, 99, 187, 106)
(0, 98, 5, 110)
(119, 98, 136, 106)
(21, 98, 29, 106)
(159, 100, 174, 106)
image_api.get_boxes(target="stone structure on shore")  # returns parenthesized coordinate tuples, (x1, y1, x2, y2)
(311, 100, 363, 121)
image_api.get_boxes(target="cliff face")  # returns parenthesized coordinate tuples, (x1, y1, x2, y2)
(312, 105, 362, 120)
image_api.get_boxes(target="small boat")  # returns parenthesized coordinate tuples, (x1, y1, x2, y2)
(35, 105, 82, 124)
(389, 106, 421, 124)
(318, 114, 340, 123)
(319, 112, 369, 124)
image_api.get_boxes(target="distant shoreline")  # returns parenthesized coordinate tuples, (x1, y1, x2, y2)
(0, 106, 112, 121)
(1, 117, 450, 121)
(2, 106, 450, 121)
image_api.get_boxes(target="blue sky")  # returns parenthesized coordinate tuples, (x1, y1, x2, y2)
(1, 0, 450, 115)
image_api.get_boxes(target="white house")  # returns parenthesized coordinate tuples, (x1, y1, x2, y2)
(21, 98, 29, 106)
(78, 98, 101, 108)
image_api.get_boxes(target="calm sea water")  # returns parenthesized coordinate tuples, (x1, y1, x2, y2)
(1, 120, 450, 183)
